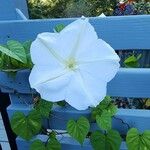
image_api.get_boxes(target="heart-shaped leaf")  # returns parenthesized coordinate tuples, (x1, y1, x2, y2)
(90, 130, 122, 150)
(67, 116, 90, 145)
(96, 110, 112, 130)
(34, 99, 53, 118)
(47, 138, 61, 150)
(11, 110, 42, 140)
(126, 128, 150, 150)
(90, 130, 105, 150)
(91, 96, 117, 121)
(7, 40, 27, 63)
(30, 140, 46, 150)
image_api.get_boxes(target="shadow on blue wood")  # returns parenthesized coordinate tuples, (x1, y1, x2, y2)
(0, 0, 28, 20)
(0, 15, 150, 149)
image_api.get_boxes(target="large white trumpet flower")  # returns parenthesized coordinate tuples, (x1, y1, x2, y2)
(29, 17, 120, 110)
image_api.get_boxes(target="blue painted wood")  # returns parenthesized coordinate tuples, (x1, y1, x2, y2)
(9, 94, 33, 105)
(0, 15, 150, 49)
(14, 0, 29, 18)
(0, 70, 31, 93)
(16, 135, 127, 150)
(0, 15, 150, 150)
(1, 68, 150, 98)
(7, 104, 150, 134)
(0, 0, 28, 20)
(16, 9, 28, 20)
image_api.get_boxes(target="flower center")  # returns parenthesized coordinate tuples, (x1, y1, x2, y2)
(66, 58, 77, 70)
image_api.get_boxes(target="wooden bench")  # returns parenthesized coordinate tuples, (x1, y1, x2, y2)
(0, 15, 150, 149)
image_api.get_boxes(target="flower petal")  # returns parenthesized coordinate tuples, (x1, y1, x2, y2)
(29, 65, 66, 88)
(76, 39, 120, 62)
(59, 17, 98, 58)
(78, 60, 120, 82)
(79, 70, 107, 106)
(65, 71, 92, 110)
(29, 66, 72, 102)
(30, 32, 64, 66)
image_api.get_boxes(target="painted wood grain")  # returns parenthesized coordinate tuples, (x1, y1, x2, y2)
(0, 0, 28, 20)
(0, 15, 150, 49)
(1, 68, 150, 98)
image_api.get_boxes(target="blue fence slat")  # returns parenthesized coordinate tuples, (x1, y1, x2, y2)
(0, 15, 150, 49)
(7, 104, 150, 134)
(0, 1, 17, 20)
(108, 68, 150, 98)
(0, 70, 31, 93)
(16, 135, 127, 150)
(1, 15, 150, 150)
(9, 94, 33, 105)
(0, 0, 28, 20)
(1, 68, 150, 98)
(14, 0, 29, 19)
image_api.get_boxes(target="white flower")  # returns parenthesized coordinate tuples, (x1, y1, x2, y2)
(29, 17, 120, 110)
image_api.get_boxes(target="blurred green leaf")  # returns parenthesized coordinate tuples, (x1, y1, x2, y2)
(124, 54, 142, 68)
(126, 128, 150, 150)
(47, 138, 61, 150)
(96, 110, 112, 130)
(34, 99, 53, 118)
(30, 140, 46, 150)
(67, 116, 90, 145)
(11, 110, 42, 140)
(54, 24, 65, 33)
(7, 40, 27, 63)
(90, 130, 122, 150)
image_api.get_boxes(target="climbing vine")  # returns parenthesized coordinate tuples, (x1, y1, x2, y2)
(0, 24, 150, 150)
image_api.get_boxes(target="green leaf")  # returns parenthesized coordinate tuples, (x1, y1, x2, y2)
(23, 40, 33, 68)
(23, 40, 32, 52)
(106, 103, 117, 116)
(30, 140, 46, 150)
(54, 24, 65, 33)
(7, 40, 27, 63)
(47, 138, 61, 150)
(96, 110, 112, 130)
(91, 96, 111, 120)
(90, 130, 105, 150)
(99, 96, 112, 110)
(106, 130, 122, 150)
(124, 54, 142, 68)
(67, 116, 90, 145)
(90, 130, 122, 150)
(0, 45, 23, 64)
(91, 96, 117, 121)
(11, 110, 42, 140)
(0, 57, 3, 68)
(126, 128, 150, 150)
(34, 99, 53, 118)
(56, 100, 66, 107)
(49, 131, 56, 139)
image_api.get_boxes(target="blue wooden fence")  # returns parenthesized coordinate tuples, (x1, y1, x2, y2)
(0, 0, 28, 20)
(0, 1, 28, 149)
(0, 15, 150, 149)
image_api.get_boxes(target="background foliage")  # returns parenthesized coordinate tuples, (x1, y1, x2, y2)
(27, 0, 150, 19)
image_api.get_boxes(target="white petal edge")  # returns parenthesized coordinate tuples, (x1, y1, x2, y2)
(29, 65, 67, 89)
(30, 32, 64, 66)
(32, 71, 72, 102)
(78, 60, 120, 82)
(76, 39, 120, 62)
(65, 71, 92, 110)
